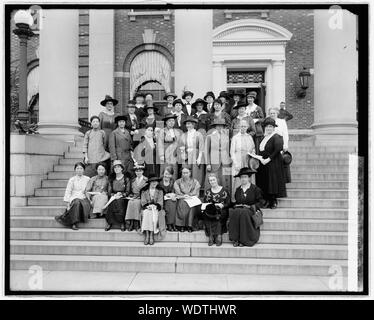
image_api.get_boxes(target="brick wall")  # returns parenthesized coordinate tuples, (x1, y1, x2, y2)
(114, 9, 175, 114)
(213, 9, 314, 130)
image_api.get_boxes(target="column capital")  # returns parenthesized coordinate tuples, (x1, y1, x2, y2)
(272, 59, 285, 66)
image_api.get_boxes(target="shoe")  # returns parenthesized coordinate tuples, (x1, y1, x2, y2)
(188, 227, 192, 233)
(144, 237, 149, 245)
(120, 223, 125, 232)
(71, 224, 79, 231)
(208, 236, 214, 246)
(172, 226, 178, 232)
(105, 224, 112, 231)
(180, 227, 185, 232)
(167, 225, 172, 232)
(149, 234, 154, 245)
(216, 235, 222, 247)
(239, 243, 244, 247)
(233, 241, 239, 247)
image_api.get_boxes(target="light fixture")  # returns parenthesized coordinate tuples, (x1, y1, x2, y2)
(296, 67, 311, 98)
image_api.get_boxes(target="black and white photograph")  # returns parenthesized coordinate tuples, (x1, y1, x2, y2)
(2, 0, 369, 299)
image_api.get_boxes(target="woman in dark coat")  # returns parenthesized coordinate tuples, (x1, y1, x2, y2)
(98, 95, 119, 150)
(254, 117, 287, 209)
(55, 162, 91, 230)
(159, 165, 178, 231)
(103, 160, 131, 231)
(203, 173, 230, 246)
(229, 167, 264, 247)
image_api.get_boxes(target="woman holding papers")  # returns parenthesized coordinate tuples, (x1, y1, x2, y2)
(229, 167, 264, 247)
(254, 117, 287, 209)
(202, 173, 230, 246)
(103, 160, 131, 231)
(125, 163, 148, 232)
(159, 166, 178, 232)
(85, 163, 110, 219)
(55, 162, 91, 230)
(140, 175, 166, 245)
(174, 166, 201, 233)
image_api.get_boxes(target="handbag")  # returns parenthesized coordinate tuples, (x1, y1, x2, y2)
(250, 205, 263, 229)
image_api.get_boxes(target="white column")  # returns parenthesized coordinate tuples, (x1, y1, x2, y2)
(38, 10, 81, 141)
(212, 60, 225, 94)
(271, 59, 285, 112)
(88, 10, 114, 118)
(312, 9, 358, 142)
(265, 63, 273, 109)
(175, 9, 213, 98)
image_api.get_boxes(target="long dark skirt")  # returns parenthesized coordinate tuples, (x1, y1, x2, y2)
(203, 208, 229, 236)
(175, 199, 197, 227)
(56, 198, 91, 226)
(104, 198, 129, 225)
(164, 199, 177, 225)
(228, 207, 260, 246)
(284, 163, 291, 183)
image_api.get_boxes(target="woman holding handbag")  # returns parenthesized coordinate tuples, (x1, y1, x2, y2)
(228, 167, 265, 247)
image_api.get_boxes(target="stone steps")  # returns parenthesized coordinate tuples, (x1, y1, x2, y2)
(10, 216, 348, 232)
(293, 159, 349, 165)
(33, 187, 348, 199)
(10, 254, 347, 276)
(10, 240, 348, 260)
(290, 165, 348, 173)
(291, 172, 349, 181)
(287, 181, 348, 189)
(11, 206, 348, 220)
(10, 228, 348, 245)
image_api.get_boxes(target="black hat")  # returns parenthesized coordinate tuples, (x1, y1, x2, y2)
(247, 155, 260, 171)
(231, 90, 245, 99)
(218, 91, 229, 99)
(204, 91, 215, 100)
(163, 92, 177, 100)
(282, 151, 292, 165)
(210, 118, 228, 128)
(127, 103, 136, 109)
(100, 95, 118, 106)
(114, 115, 127, 123)
(134, 92, 145, 99)
(233, 102, 247, 110)
(162, 113, 178, 122)
(183, 116, 198, 125)
(234, 167, 257, 178)
(262, 117, 278, 128)
(147, 174, 161, 183)
(145, 103, 158, 111)
(203, 203, 220, 219)
(182, 91, 194, 99)
(173, 98, 185, 107)
(212, 99, 222, 106)
(133, 162, 146, 171)
(191, 98, 207, 109)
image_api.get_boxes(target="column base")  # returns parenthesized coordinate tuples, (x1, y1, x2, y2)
(38, 122, 83, 143)
(311, 121, 358, 147)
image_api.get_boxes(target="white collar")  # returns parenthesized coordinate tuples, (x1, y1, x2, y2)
(259, 132, 276, 151)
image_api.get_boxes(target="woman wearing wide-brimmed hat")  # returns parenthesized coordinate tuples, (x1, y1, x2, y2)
(230, 103, 256, 138)
(140, 102, 162, 129)
(202, 173, 231, 246)
(109, 115, 135, 178)
(205, 118, 232, 192)
(228, 167, 264, 247)
(125, 163, 148, 232)
(103, 160, 131, 231)
(244, 91, 264, 153)
(192, 98, 209, 132)
(203, 91, 215, 113)
(207, 99, 231, 130)
(230, 119, 257, 202)
(254, 117, 287, 209)
(55, 162, 91, 231)
(157, 113, 181, 180)
(218, 91, 232, 115)
(161, 92, 178, 117)
(178, 116, 205, 187)
(229, 90, 245, 118)
(172, 99, 187, 132)
(181, 91, 195, 116)
(98, 95, 120, 150)
(139, 174, 166, 245)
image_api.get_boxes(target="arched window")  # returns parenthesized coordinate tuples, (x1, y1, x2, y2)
(136, 80, 166, 101)
(129, 51, 171, 100)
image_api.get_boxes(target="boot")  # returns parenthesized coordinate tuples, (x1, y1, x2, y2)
(149, 232, 154, 245)
(167, 224, 172, 232)
(144, 231, 149, 245)
(128, 220, 134, 231)
(208, 235, 214, 246)
(105, 223, 112, 231)
(120, 223, 125, 232)
(216, 234, 222, 247)
(71, 224, 79, 231)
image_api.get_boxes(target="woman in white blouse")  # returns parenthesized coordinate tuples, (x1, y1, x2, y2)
(55, 162, 91, 230)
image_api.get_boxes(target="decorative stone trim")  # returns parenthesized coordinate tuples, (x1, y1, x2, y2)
(224, 10, 269, 20)
(128, 9, 172, 21)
